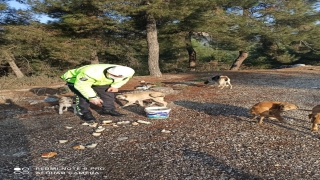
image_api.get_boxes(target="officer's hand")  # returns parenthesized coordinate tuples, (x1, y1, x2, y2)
(107, 87, 119, 92)
(89, 98, 103, 106)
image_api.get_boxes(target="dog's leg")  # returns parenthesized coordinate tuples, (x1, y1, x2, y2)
(251, 115, 257, 119)
(137, 100, 144, 107)
(311, 116, 318, 131)
(71, 104, 77, 114)
(272, 112, 286, 123)
(162, 101, 168, 107)
(58, 106, 64, 115)
(228, 82, 232, 89)
(258, 111, 270, 124)
(258, 116, 265, 124)
(250, 111, 257, 119)
(267, 110, 283, 122)
(311, 123, 318, 131)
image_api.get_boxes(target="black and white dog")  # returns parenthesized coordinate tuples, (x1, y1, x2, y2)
(204, 75, 232, 89)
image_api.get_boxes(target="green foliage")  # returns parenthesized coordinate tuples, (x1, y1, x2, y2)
(275, 52, 299, 64)
(0, 2, 6, 11)
(191, 39, 237, 64)
(0, 0, 319, 78)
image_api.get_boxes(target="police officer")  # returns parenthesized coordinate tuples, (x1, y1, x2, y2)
(61, 64, 135, 121)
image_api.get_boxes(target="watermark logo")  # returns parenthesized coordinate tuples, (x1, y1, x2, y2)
(14, 167, 30, 174)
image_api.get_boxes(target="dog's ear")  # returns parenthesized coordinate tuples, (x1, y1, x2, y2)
(309, 114, 313, 119)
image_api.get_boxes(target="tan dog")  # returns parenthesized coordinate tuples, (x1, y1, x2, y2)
(59, 97, 76, 114)
(204, 75, 232, 89)
(116, 91, 167, 107)
(250, 101, 298, 124)
(308, 105, 320, 131)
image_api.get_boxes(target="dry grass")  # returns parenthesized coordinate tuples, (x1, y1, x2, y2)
(0, 75, 64, 90)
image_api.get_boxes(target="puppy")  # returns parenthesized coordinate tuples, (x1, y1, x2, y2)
(250, 101, 298, 124)
(58, 97, 76, 114)
(308, 105, 320, 131)
(135, 80, 156, 90)
(116, 91, 167, 107)
(204, 75, 232, 89)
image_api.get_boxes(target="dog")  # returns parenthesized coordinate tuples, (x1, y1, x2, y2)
(116, 91, 167, 107)
(204, 75, 232, 89)
(135, 80, 156, 90)
(58, 97, 76, 114)
(308, 105, 320, 131)
(250, 101, 298, 124)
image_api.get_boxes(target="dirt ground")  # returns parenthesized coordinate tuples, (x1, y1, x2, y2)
(1, 66, 320, 180)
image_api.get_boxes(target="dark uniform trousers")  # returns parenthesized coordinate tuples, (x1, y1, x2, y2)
(67, 83, 115, 115)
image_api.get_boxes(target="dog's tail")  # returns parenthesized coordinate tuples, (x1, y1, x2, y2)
(297, 108, 312, 111)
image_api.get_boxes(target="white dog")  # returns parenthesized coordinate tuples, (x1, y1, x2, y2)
(204, 75, 232, 89)
(116, 91, 167, 107)
(58, 97, 76, 114)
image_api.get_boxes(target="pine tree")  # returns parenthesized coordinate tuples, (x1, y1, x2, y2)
(173, 0, 320, 70)
(0, 1, 34, 77)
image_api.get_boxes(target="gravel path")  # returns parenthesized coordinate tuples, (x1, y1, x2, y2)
(1, 68, 320, 180)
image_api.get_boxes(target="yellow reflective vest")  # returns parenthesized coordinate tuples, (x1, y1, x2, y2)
(61, 64, 134, 100)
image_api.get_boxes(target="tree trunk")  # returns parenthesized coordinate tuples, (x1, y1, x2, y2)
(229, 51, 248, 71)
(185, 31, 196, 71)
(4, 50, 24, 78)
(90, 50, 99, 64)
(146, 14, 162, 77)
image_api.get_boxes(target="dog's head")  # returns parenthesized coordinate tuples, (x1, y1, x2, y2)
(204, 75, 221, 84)
(313, 113, 320, 124)
(279, 102, 299, 111)
(59, 96, 73, 104)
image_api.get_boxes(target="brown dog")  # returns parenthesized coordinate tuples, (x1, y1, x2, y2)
(116, 91, 167, 107)
(250, 101, 298, 124)
(308, 105, 320, 131)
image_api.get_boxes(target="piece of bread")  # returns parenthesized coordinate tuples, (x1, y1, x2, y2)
(73, 145, 85, 149)
(41, 152, 57, 158)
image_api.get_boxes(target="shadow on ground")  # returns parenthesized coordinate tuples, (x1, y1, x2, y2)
(0, 99, 32, 179)
(174, 100, 250, 121)
(182, 148, 263, 180)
